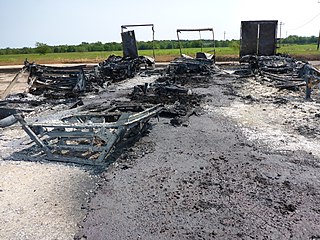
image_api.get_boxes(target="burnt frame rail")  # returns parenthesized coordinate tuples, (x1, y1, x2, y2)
(176, 28, 216, 61)
(16, 104, 163, 165)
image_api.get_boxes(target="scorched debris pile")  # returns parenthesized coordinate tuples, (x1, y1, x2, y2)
(24, 55, 155, 99)
(98, 55, 154, 81)
(167, 56, 217, 75)
(1, 51, 320, 165)
(130, 55, 220, 127)
(25, 61, 87, 98)
(239, 55, 320, 96)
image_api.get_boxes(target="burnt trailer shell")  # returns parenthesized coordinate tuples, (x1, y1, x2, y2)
(121, 30, 139, 59)
(240, 20, 278, 57)
(121, 24, 155, 59)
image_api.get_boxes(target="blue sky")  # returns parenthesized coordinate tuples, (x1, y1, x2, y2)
(0, 0, 320, 48)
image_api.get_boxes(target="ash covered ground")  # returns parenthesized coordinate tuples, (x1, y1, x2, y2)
(1, 60, 320, 239)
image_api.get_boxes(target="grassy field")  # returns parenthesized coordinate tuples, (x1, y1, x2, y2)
(0, 44, 319, 65)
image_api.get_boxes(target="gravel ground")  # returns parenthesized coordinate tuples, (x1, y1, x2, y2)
(0, 160, 97, 240)
(0, 82, 98, 239)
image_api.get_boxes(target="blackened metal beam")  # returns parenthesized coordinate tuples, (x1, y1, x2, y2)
(177, 28, 214, 32)
(176, 28, 215, 62)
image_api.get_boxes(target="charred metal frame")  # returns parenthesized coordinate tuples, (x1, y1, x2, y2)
(25, 63, 87, 96)
(16, 104, 163, 165)
(176, 28, 216, 61)
(121, 24, 155, 59)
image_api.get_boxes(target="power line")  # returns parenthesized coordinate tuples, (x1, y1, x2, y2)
(288, 12, 320, 31)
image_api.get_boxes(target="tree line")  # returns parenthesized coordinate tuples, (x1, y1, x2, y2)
(281, 35, 318, 45)
(0, 40, 237, 55)
(0, 35, 318, 55)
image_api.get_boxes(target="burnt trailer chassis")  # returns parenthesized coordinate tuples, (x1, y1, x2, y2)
(15, 104, 163, 165)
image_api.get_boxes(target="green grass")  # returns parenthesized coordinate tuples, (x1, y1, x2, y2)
(0, 44, 319, 65)
(135, 47, 238, 56)
(278, 44, 320, 55)
(0, 51, 123, 65)
(0, 47, 236, 65)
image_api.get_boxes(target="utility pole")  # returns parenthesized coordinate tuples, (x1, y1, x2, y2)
(318, 1, 320, 50)
(279, 22, 285, 47)
(317, 30, 320, 50)
(224, 31, 226, 40)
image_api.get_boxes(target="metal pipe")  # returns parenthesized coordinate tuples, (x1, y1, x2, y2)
(199, 31, 203, 52)
(176, 28, 215, 60)
(152, 25, 155, 59)
(317, 30, 320, 51)
(177, 30, 182, 56)
(212, 30, 216, 63)
(306, 77, 312, 99)
(176, 28, 213, 32)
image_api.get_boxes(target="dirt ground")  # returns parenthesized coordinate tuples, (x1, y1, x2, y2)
(0, 71, 28, 96)
(1, 64, 320, 239)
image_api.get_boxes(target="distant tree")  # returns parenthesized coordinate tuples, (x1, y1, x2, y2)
(76, 46, 87, 52)
(103, 43, 112, 51)
(53, 46, 61, 53)
(230, 40, 240, 50)
(110, 42, 122, 51)
(67, 45, 76, 52)
(5, 47, 13, 54)
(1, 36, 319, 56)
(35, 42, 50, 55)
(19, 47, 33, 54)
(60, 45, 68, 53)
(137, 41, 148, 50)
(190, 40, 201, 48)
(282, 35, 317, 45)
(91, 41, 104, 51)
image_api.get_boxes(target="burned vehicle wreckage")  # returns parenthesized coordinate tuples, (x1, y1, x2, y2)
(24, 61, 87, 97)
(238, 54, 320, 97)
(236, 20, 320, 98)
(0, 54, 216, 165)
(2, 18, 320, 240)
(97, 55, 155, 81)
(0, 25, 222, 166)
(1, 22, 320, 167)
